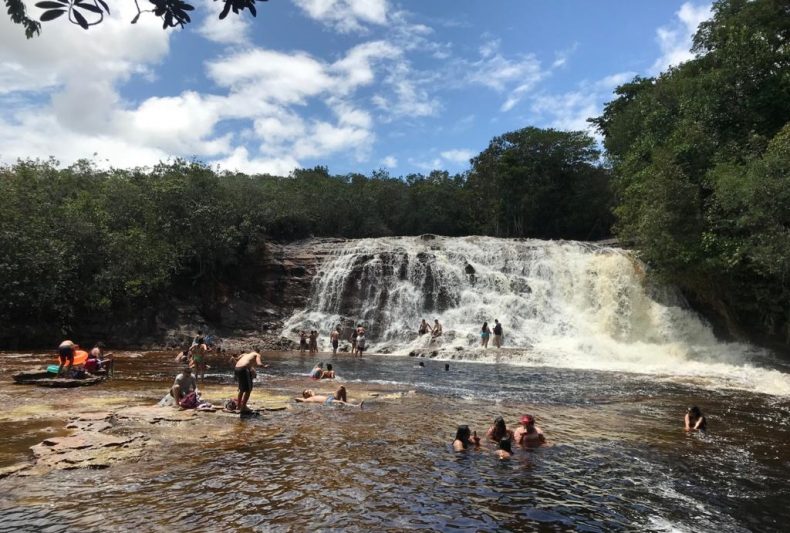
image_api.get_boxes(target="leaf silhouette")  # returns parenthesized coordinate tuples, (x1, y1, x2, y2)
(72, 8, 88, 28)
(75, 2, 103, 14)
(96, 0, 109, 13)
(40, 8, 65, 21)
(35, 1, 65, 8)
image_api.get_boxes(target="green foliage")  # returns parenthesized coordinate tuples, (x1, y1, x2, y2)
(467, 127, 613, 239)
(594, 0, 790, 343)
(0, 130, 615, 343)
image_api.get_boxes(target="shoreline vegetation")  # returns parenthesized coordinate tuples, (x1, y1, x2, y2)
(1, 0, 787, 353)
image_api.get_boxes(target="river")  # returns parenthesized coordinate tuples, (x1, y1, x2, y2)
(0, 349, 789, 532)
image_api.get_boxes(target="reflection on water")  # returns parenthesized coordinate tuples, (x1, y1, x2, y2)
(0, 351, 789, 532)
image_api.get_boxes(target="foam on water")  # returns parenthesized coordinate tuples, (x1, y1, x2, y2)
(282, 236, 790, 396)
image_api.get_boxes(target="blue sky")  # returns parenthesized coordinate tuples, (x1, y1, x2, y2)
(0, 0, 712, 176)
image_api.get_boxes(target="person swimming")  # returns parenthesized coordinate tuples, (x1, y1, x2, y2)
(321, 363, 335, 379)
(685, 406, 707, 432)
(452, 425, 480, 452)
(486, 416, 514, 443)
(514, 414, 546, 447)
(496, 437, 513, 460)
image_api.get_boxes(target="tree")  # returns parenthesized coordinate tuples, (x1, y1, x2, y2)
(593, 0, 790, 344)
(467, 127, 613, 240)
(5, 0, 265, 36)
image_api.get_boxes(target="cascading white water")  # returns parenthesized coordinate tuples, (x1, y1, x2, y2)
(282, 236, 790, 395)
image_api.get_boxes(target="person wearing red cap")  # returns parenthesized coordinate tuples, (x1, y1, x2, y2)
(514, 414, 546, 447)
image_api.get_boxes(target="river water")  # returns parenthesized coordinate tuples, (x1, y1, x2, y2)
(1, 350, 789, 532)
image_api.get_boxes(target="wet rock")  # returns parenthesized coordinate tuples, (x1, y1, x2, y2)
(115, 406, 197, 423)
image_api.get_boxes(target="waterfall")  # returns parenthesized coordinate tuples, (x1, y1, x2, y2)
(282, 235, 790, 395)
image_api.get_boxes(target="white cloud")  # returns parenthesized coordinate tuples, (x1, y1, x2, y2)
(292, 0, 389, 33)
(465, 39, 546, 112)
(552, 43, 578, 69)
(650, 2, 712, 74)
(440, 149, 473, 164)
(196, 0, 251, 45)
(381, 155, 397, 168)
(213, 147, 301, 176)
(530, 72, 636, 134)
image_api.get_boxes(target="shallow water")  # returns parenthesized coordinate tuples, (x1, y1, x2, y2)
(0, 350, 789, 532)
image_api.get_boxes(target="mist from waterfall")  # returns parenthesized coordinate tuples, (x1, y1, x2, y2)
(282, 236, 790, 396)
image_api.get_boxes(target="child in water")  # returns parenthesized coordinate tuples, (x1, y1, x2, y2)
(496, 437, 513, 460)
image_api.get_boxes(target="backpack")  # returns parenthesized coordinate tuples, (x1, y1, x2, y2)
(179, 391, 198, 409)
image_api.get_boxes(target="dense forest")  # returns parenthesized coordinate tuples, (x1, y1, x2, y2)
(1, 0, 787, 349)
(0, 128, 612, 344)
(592, 0, 789, 347)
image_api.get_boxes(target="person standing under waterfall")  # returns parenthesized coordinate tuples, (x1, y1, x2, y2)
(330, 327, 340, 355)
(493, 319, 503, 348)
(299, 331, 308, 354)
(355, 325, 366, 356)
(350, 328, 358, 354)
(309, 330, 318, 355)
(480, 321, 491, 348)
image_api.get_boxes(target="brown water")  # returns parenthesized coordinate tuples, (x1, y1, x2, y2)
(1, 350, 789, 532)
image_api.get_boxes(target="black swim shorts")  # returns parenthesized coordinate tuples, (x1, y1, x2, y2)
(58, 346, 74, 363)
(235, 367, 253, 393)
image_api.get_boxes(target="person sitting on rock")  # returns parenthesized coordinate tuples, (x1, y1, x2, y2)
(91, 342, 113, 376)
(295, 385, 363, 408)
(170, 367, 197, 407)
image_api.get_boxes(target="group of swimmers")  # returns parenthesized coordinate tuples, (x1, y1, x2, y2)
(56, 339, 113, 377)
(453, 415, 546, 460)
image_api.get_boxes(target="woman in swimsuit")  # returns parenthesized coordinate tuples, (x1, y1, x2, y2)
(486, 416, 514, 443)
(310, 362, 323, 380)
(480, 321, 491, 348)
(452, 425, 481, 451)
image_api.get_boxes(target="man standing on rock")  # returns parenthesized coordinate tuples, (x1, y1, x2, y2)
(234, 351, 269, 415)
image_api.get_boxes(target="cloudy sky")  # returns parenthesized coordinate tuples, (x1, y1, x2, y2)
(0, 0, 712, 176)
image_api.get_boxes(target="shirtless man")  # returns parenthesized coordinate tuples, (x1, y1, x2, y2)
(57, 340, 76, 377)
(330, 327, 340, 355)
(234, 351, 269, 414)
(418, 319, 431, 335)
(170, 367, 197, 406)
(431, 319, 443, 342)
(295, 385, 363, 408)
(514, 414, 546, 447)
